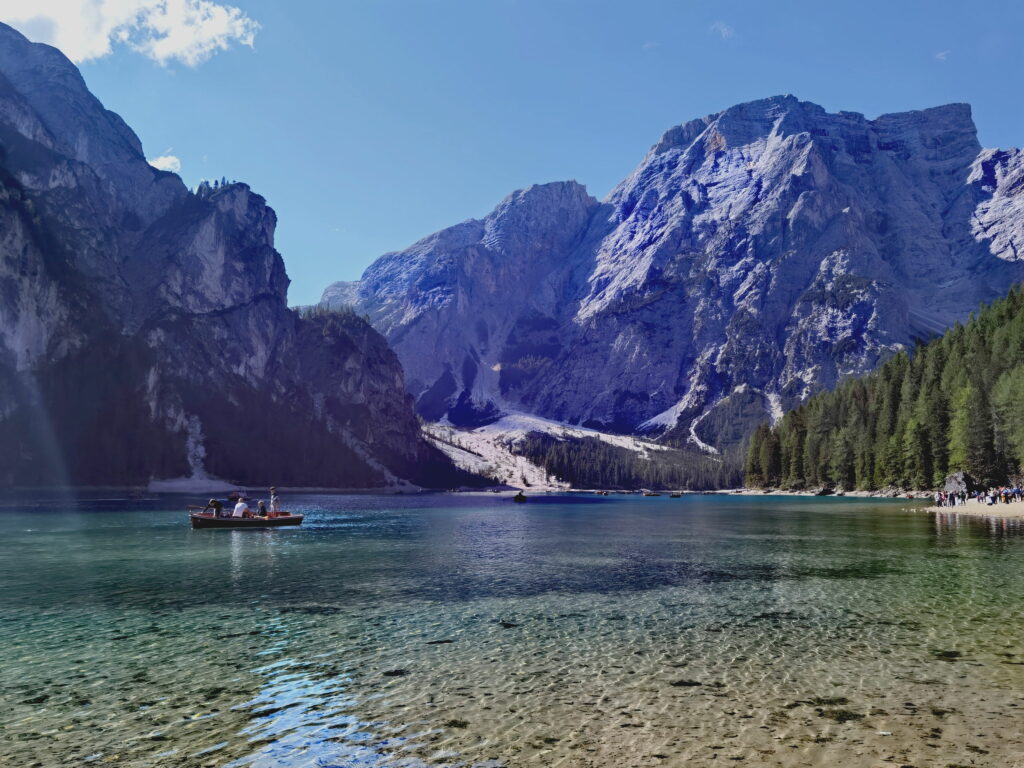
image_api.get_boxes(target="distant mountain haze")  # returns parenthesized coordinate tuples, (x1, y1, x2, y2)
(323, 95, 1024, 452)
(0, 23, 470, 488)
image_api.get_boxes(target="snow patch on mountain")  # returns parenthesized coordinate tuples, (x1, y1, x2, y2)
(638, 398, 689, 432)
(687, 409, 720, 454)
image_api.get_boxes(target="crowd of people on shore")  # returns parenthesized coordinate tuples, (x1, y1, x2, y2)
(933, 486, 1024, 508)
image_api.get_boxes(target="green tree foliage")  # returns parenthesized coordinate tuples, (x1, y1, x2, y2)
(745, 285, 1024, 490)
(514, 433, 742, 490)
(993, 364, 1024, 467)
(744, 423, 771, 487)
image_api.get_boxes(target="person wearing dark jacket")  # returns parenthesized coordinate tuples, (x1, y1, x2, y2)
(202, 499, 225, 517)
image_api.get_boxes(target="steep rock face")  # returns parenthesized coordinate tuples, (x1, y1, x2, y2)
(970, 148, 1024, 263)
(0, 23, 462, 488)
(325, 181, 607, 425)
(325, 95, 1024, 449)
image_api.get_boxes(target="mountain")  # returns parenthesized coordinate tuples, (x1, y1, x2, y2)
(422, 411, 740, 491)
(323, 96, 1024, 454)
(745, 284, 1024, 491)
(0, 23, 468, 489)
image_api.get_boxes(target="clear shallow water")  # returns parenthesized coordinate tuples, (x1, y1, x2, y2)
(2, 493, 1024, 768)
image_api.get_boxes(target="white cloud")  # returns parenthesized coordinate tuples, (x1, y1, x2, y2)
(0, 0, 259, 66)
(935, 50, 950, 61)
(641, 41, 660, 50)
(148, 154, 181, 172)
(710, 20, 735, 40)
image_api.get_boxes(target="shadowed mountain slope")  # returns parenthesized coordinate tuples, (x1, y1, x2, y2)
(0, 23, 469, 489)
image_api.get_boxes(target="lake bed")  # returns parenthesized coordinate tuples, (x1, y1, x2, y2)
(2, 492, 1023, 767)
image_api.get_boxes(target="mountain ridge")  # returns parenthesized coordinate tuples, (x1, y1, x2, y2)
(323, 94, 1024, 452)
(0, 22, 470, 489)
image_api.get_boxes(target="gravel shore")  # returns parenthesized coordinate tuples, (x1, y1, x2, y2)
(920, 503, 1024, 519)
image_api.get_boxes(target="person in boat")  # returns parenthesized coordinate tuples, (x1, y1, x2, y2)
(233, 497, 255, 518)
(257, 500, 268, 517)
(268, 487, 281, 518)
(202, 498, 224, 517)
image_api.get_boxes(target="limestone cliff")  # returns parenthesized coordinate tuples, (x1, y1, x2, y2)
(325, 96, 1024, 452)
(0, 23, 464, 488)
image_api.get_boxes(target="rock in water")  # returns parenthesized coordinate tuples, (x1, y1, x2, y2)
(0, 23, 464, 488)
(323, 95, 1024, 451)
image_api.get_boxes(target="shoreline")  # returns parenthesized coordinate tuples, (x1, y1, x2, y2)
(13, 486, 1024, 521)
(0, 485, 935, 498)
(710, 487, 934, 499)
(919, 503, 1024, 520)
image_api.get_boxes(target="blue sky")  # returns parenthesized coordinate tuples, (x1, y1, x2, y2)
(6, 0, 1024, 305)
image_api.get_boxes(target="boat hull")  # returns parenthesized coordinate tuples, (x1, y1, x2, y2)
(190, 513, 304, 529)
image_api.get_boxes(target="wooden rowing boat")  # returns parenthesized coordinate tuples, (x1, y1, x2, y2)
(189, 512, 304, 529)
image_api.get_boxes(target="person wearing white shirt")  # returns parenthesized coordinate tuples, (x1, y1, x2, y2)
(233, 498, 249, 518)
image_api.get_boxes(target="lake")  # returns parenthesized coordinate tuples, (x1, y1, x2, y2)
(2, 492, 1023, 767)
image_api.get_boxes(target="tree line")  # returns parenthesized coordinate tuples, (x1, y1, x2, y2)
(514, 432, 742, 490)
(745, 285, 1024, 490)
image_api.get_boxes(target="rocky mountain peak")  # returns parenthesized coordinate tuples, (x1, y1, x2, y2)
(324, 96, 1024, 452)
(0, 21, 470, 489)
(494, 179, 595, 214)
(481, 181, 599, 259)
(0, 24, 146, 169)
(649, 96, 977, 161)
(650, 95, 821, 156)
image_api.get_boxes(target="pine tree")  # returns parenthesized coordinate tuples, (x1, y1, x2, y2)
(760, 428, 782, 486)
(830, 430, 855, 489)
(781, 411, 806, 488)
(901, 417, 930, 489)
(966, 387, 1001, 485)
(745, 285, 1024, 491)
(947, 384, 973, 473)
(993, 364, 1024, 474)
(924, 387, 949, 486)
(745, 425, 767, 487)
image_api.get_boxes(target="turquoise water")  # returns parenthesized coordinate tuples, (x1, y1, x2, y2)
(2, 492, 1024, 767)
